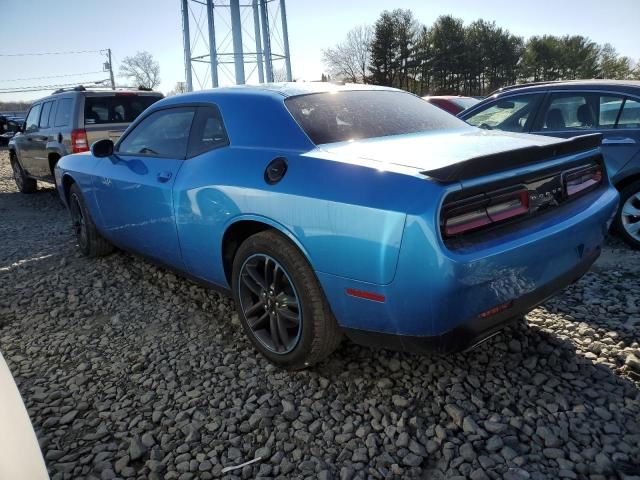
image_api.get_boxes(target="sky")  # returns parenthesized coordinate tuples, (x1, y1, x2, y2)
(1, 0, 639, 103)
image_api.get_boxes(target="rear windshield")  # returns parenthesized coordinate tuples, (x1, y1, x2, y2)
(84, 95, 161, 125)
(285, 90, 466, 145)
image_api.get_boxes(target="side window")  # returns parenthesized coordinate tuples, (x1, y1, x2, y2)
(537, 93, 600, 131)
(39, 101, 54, 129)
(117, 107, 195, 158)
(599, 96, 624, 129)
(618, 98, 640, 129)
(85, 98, 109, 124)
(187, 105, 229, 157)
(464, 94, 543, 132)
(24, 104, 42, 132)
(54, 98, 73, 127)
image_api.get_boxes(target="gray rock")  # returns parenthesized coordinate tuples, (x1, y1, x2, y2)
(59, 410, 78, 425)
(444, 404, 465, 427)
(281, 399, 298, 421)
(392, 395, 409, 408)
(486, 435, 503, 452)
(460, 443, 476, 462)
(463, 416, 479, 434)
(503, 468, 531, 480)
(129, 437, 147, 461)
(484, 420, 507, 434)
(543, 448, 565, 459)
(470, 469, 490, 480)
(141, 432, 156, 448)
(625, 353, 640, 372)
(402, 452, 423, 467)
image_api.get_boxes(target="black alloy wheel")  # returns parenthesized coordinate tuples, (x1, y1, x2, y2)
(238, 253, 302, 354)
(69, 192, 88, 251)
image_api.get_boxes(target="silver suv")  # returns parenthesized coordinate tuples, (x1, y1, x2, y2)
(9, 86, 163, 193)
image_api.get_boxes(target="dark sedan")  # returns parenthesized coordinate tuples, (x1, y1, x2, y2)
(460, 80, 640, 249)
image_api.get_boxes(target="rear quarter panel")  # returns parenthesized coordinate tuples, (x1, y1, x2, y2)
(174, 147, 438, 287)
(55, 152, 100, 211)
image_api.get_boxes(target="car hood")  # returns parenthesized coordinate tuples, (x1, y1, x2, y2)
(317, 127, 568, 173)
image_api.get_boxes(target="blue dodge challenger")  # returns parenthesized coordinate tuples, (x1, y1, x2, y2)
(54, 83, 618, 369)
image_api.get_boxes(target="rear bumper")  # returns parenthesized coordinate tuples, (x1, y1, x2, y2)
(343, 246, 599, 353)
(317, 185, 618, 349)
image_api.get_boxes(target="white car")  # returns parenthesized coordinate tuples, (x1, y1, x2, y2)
(0, 352, 49, 480)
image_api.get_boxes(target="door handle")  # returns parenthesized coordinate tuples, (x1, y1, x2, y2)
(157, 171, 172, 183)
(602, 137, 637, 145)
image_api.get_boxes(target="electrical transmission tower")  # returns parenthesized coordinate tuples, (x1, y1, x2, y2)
(181, 0, 292, 91)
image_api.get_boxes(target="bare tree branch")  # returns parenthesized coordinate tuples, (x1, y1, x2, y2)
(119, 51, 161, 89)
(322, 25, 372, 83)
(167, 81, 188, 97)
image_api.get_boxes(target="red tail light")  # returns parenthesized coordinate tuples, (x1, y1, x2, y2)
(564, 165, 602, 197)
(443, 188, 529, 237)
(71, 129, 89, 153)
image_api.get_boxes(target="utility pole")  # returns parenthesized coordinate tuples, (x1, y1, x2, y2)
(107, 48, 116, 90)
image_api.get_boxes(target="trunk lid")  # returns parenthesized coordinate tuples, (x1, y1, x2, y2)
(318, 128, 600, 181)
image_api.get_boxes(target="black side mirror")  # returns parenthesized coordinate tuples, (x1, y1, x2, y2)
(496, 100, 515, 109)
(91, 139, 114, 158)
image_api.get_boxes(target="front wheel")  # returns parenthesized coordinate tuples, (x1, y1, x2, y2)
(615, 180, 640, 250)
(232, 230, 342, 369)
(69, 183, 114, 257)
(10, 152, 37, 194)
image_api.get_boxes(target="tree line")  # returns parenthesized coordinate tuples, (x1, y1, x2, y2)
(322, 9, 640, 96)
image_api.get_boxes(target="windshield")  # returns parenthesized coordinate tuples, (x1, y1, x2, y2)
(285, 90, 466, 145)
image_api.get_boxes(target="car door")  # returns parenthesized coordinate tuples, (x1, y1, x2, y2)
(93, 106, 196, 269)
(16, 103, 42, 174)
(461, 92, 545, 133)
(605, 97, 640, 181)
(30, 100, 55, 177)
(530, 91, 640, 180)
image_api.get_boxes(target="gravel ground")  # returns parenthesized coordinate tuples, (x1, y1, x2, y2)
(1, 149, 639, 480)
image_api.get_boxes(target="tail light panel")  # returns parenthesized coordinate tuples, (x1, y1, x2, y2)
(563, 165, 602, 197)
(443, 188, 529, 237)
(442, 161, 604, 240)
(71, 129, 89, 153)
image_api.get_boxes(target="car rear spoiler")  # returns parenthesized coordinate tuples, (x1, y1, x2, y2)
(421, 133, 602, 183)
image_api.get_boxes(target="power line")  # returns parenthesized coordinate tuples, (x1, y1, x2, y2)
(0, 49, 104, 57)
(0, 71, 105, 83)
(0, 80, 110, 94)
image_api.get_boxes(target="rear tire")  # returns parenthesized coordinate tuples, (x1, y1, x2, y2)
(10, 151, 37, 194)
(231, 230, 342, 369)
(69, 183, 114, 257)
(615, 180, 640, 250)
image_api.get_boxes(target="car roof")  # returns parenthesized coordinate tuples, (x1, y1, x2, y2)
(32, 88, 163, 104)
(491, 79, 640, 96)
(163, 82, 399, 103)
